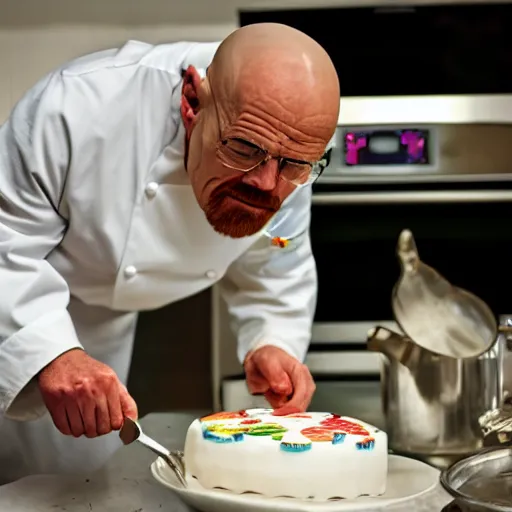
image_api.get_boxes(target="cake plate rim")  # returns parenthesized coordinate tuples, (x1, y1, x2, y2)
(150, 453, 440, 512)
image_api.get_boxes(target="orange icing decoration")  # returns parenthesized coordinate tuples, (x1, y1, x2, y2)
(201, 410, 248, 422)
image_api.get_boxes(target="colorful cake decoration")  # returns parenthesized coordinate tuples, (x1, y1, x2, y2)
(186, 408, 387, 500)
(245, 423, 288, 437)
(280, 431, 312, 453)
(202, 427, 245, 444)
(356, 437, 376, 451)
(279, 432, 313, 453)
(200, 410, 248, 422)
(332, 433, 346, 445)
(198, 409, 376, 453)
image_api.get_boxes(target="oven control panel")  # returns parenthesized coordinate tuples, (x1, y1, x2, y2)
(328, 124, 439, 179)
(343, 128, 433, 168)
(321, 122, 512, 184)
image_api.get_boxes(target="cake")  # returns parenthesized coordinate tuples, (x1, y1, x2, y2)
(183, 408, 388, 500)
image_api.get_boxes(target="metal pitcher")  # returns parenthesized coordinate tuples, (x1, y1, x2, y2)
(392, 229, 500, 359)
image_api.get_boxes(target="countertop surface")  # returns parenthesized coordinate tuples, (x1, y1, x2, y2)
(0, 412, 456, 511)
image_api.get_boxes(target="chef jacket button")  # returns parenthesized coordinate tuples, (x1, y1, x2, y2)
(124, 265, 138, 279)
(145, 182, 159, 198)
(205, 270, 217, 279)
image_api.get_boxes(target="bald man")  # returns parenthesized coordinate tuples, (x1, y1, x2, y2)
(0, 23, 340, 481)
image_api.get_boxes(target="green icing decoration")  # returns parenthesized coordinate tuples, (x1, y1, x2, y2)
(245, 423, 288, 437)
(271, 433, 285, 441)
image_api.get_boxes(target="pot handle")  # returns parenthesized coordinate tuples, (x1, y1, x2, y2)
(498, 316, 512, 352)
(479, 402, 512, 447)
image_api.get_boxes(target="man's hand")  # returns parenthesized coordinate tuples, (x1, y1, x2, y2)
(38, 348, 138, 438)
(244, 345, 315, 416)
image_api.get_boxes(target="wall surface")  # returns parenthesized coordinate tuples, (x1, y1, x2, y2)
(0, 21, 233, 122)
(1, 0, 503, 120)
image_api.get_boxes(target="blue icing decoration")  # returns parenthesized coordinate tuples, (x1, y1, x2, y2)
(356, 439, 375, 451)
(202, 429, 244, 444)
(332, 433, 346, 445)
(280, 442, 312, 453)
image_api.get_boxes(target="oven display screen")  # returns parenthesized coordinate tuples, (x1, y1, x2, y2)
(344, 129, 430, 166)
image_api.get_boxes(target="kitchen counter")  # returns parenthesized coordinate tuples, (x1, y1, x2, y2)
(0, 412, 456, 511)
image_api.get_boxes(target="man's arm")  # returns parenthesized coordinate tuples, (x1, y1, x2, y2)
(218, 185, 317, 365)
(0, 71, 83, 421)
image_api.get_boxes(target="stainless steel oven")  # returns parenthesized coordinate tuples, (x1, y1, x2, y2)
(212, 2, 512, 422)
(211, 94, 512, 425)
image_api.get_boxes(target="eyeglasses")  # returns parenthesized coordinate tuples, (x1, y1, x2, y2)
(205, 68, 329, 186)
(216, 137, 329, 187)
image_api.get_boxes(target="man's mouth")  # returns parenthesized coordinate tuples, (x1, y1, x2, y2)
(226, 193, 276, 211)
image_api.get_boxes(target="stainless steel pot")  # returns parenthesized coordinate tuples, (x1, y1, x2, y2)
(365, 229, 512, 469)
(367, 325, 507, 469)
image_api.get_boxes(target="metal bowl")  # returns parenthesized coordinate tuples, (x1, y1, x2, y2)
(441, 447, 512, 511)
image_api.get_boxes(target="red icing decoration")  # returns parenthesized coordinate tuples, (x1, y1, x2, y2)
(301, 417, 369, 441)
(320, 418, 369, 435)
(300, 427, 335, 442)
(285, 414, 312, 419)
(241, 419, 262, 425)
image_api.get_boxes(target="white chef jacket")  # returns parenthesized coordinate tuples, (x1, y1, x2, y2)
(0, 40, 317, 425)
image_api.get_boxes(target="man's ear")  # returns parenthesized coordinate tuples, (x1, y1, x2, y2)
(181, 65, 203, 133)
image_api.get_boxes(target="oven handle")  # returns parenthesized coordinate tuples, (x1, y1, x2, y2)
(311, 190, 512, 205)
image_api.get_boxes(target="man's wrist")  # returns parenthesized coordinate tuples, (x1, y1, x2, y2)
(244, 342, 293, 366)
(243, 340, 273, 365)
(36, 347, 84, 381)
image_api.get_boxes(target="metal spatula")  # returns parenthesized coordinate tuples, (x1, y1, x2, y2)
(119, 417, 187, 487)
(391, 229, 498, 359)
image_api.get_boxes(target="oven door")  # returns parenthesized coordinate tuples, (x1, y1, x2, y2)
(309, 182, 512, 327)
(305, 182, 512, 427)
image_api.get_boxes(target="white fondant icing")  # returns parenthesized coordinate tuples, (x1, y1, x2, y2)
(183, 408, 388, 500)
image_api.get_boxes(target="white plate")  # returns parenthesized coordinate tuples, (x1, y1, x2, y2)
(150, 454, 440, 512)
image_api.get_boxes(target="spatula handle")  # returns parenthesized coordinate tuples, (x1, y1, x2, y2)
(138, 432, 171, 459)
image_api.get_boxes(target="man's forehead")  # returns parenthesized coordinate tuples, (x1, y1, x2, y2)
(186, 60, 336, 152)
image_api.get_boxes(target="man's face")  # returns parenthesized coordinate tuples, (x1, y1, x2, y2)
(181, 65, 335, 239)
(185, 102, 294, 238)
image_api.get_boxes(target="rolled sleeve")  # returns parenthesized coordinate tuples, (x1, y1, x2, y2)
(218, 186, 317, 364)
(0, 311, 81, 421)
(0, 71, 83, 420)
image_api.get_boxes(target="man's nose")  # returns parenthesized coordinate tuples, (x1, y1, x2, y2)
(241, 159, 279, 191)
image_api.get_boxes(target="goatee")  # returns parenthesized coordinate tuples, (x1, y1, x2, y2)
(205, 177, 280, 238)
